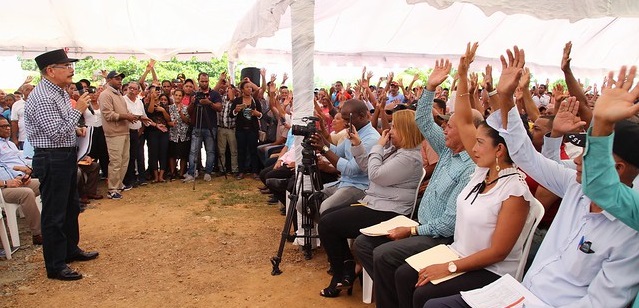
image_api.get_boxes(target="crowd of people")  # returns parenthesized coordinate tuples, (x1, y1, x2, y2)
(1, 41, 639, 308)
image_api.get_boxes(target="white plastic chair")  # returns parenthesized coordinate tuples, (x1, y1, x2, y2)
(410, 168, 427, 220)
(515, 197, 545, 281)
(0, 191, 22, 247)
(0, 210, 12, 260)
(362, 168, 427, 303)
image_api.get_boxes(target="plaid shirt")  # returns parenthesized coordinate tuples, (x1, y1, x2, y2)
(414, 90, 475, 238)
(217, 96, 236, 129)
(25, 78, 82, 148)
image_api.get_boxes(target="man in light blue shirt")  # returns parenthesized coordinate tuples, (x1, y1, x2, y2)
(309, 99, 380, 214)
(487, 104, 639, 307)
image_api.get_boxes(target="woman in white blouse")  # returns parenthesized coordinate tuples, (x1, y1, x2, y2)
(398, 45, 532, 308)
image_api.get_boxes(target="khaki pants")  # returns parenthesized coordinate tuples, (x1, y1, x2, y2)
(1, 179, 41, 235)
(217, 127, 238, 173)
(105, 134, 130, 192)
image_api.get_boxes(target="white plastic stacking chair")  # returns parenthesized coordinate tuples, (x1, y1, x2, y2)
(515, 197, 545, 281)
(0, 191, 22, 247)
(0, 210, 12, 260)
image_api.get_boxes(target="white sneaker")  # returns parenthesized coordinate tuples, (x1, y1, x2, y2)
(203, 173, 212, 182)
(182, 174, 195, 183)
(194, 170, 199, 178)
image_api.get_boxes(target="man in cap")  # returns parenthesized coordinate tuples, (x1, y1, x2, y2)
(99, 70, 139, 200)
(25, 49, 98, 281)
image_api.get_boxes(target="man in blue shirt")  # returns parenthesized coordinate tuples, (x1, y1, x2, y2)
(309, 99, 380, 214)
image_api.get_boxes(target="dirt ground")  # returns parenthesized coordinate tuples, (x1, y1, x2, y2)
(0, 176, 371, 308)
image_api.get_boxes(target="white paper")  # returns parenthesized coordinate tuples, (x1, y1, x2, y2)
(359, 215, 418, 236)
(461, 274, 550, 308)
(77, 126, 93, 162)
(404, 244, 464, 284)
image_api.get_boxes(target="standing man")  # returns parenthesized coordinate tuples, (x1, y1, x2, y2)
(99, 71, 139, 199)
(122, 81, 148, 187)
(183, 72, 222, 182)
(217, 80, 239, 175)
(10, 83, 34, 149)
(25, 49, 98, 281)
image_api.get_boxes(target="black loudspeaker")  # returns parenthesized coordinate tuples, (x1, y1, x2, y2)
(240, 67, 261, 87)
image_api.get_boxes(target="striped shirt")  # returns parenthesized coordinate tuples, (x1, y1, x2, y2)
(414, 90, 475, 238)
(25, 78, 81, 148)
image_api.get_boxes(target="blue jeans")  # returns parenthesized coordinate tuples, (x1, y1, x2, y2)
(188, 127, 217, 175)
(32, 148, 81, 274)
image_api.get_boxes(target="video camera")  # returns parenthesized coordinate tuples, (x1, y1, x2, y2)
(291, 116, 320, 165)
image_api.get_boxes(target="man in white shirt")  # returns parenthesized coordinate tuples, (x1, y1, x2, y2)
(10, 84, 34, 149)
(122, 82, 148, 187)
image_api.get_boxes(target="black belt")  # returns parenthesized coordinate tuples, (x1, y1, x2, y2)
(35, 147, 77, 153)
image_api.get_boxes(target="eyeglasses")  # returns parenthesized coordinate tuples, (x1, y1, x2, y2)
(0, 124, 11, 128)
(51, 63, 74, 69)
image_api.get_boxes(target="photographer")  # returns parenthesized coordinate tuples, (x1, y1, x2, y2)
(307, 99, 380, 214)
(184, 73, 222, 182)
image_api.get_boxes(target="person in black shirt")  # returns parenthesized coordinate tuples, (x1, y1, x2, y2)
(230, 79, 263, 179)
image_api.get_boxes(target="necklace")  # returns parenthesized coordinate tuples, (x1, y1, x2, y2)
(464, 169, 519, 204)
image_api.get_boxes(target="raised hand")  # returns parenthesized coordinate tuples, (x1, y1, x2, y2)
(367, 70, 374, 80)
(469, 72, 479, 93)
(426, 59, 452, 91)
(518, 67, 531, 90)
(496, 46, 525, 97)
(282, 73, 288, 84)
(553, 97, 587, 135)
(270, 74, 277, 83)
(482, 65, 493, 92)
(594, 65, 639, 124)
(260, 67, 266, 77)
(458, 42, 479, 75)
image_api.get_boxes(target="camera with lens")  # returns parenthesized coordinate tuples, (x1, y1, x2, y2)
(292, 116, 320, 165)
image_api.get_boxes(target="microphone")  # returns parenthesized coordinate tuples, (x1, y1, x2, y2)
(75, 83, 95, 115)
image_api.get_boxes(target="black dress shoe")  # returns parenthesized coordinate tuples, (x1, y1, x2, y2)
(66, 250, 99, 263)
(47, 266, 83, 281)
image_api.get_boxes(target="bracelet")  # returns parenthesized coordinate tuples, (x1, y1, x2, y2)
(488, 90, 498, 97)
(411, 226, 418, 236)
(458, 92, 470, 97)
(2, 181, 6, 188)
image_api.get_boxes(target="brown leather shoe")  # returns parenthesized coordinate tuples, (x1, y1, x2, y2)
(80, 197, 91, 204)
(32, 234, 43, 245)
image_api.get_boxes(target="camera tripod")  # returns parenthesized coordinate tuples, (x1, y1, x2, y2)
(271, 155, 324, 275)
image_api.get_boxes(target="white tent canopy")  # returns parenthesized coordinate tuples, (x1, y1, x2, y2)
(1, 0, 638, 81)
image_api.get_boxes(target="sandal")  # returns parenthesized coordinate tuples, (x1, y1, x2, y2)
(319, 285, 342, 298)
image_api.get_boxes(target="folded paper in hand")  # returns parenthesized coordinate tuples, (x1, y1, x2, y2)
(460, 274, 550, 308)
(405, 244, 463, 285)
(359, 215, 418, 236)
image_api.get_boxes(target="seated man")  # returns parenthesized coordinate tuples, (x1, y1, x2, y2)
(77, 156, 103, 205)
(305, 99, 380, 215)
(0, 162, 41, 245)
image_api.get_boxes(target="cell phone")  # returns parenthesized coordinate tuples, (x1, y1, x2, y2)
(349, 113, 353, 134)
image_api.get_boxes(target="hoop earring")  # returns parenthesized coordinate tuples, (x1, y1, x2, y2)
(495, 157, 500, 172)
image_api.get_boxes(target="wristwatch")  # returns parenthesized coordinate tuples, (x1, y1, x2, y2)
(410, 226, 418, 236)
(448, 261, 458, 273)
(321, 145, 329, 154)
(2, 180, 6, 188)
